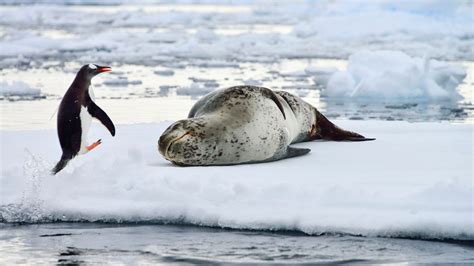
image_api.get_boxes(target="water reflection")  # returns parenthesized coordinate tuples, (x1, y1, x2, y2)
(0, 59, 472, 130)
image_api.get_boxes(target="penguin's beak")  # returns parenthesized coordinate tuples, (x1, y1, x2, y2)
(97, 66, 112, 73)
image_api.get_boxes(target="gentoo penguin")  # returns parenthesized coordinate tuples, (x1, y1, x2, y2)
(52, 64, 116, 174)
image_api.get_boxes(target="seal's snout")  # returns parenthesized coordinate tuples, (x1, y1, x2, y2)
(157, 118, 213, 166)
(158, 132, 173, 158)
(158, 120, 193, 160)
(159, 131, 193, 158)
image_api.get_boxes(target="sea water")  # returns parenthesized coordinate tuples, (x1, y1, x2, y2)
(1, 59, 473, 130)
(1, 223, 473, 265)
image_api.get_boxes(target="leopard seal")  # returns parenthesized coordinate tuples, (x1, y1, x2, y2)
(158, 86, 374, 166)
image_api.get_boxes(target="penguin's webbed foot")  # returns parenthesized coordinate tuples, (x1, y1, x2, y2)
(86, 139, 102, 152)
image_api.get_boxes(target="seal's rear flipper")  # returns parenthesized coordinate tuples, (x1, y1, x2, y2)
(315, 111, 375, 141)
(285, 147, 311, 159)
(346, 137, 376, 141)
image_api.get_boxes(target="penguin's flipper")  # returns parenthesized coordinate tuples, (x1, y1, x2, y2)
(87, 101, 116, 136)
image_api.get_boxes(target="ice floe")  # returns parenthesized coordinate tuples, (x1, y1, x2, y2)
(153, 69, 175, 76)
(0, 81, 41, 97)
(325, 50, 467, 101)
(0, 120, 472, 241)
(103, 76, 142, 87)
(176, 82, 215, 96)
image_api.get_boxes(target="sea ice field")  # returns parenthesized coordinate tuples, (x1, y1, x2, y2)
(1, 120, 473, 264)
(0, 0, 473, 264)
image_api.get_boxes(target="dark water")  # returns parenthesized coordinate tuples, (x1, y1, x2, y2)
(1, 223, 473, 265)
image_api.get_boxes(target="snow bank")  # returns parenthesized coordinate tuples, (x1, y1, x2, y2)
(0, 120, 472, 241)
(325, 51, 467, 101)
(0, 81, 41, 97)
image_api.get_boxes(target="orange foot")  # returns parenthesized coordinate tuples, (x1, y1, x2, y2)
(86, 139, 102, 151)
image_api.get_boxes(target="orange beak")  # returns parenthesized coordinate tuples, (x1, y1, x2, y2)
(98, 66, 112, 73)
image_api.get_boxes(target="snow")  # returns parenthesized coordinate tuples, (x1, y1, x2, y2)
(0, 0, 472, 69)
(325, 50, 467, 101)
(0, 120, 472, 241)
(0, 81, 41, 97)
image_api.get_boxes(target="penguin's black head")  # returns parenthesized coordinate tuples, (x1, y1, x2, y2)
(79, 64, 112, 79)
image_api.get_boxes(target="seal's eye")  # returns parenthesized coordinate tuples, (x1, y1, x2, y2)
(88, 64, 97, 70)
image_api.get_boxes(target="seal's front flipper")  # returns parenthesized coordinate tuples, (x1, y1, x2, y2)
(261, 88, 286, 120)
(285, 146, 311, 159)
(87, 101, 116, 136)
(262, 146, 310, 164)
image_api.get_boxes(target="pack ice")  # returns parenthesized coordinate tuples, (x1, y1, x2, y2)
(325, 50, 467, 101)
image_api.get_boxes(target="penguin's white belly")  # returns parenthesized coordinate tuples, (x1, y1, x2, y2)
(78, 106, 92, 154)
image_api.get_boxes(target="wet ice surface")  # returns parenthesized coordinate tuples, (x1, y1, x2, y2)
(1, 223, 473, 265)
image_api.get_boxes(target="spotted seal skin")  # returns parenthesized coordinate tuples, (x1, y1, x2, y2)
(158, 86, 374, 166)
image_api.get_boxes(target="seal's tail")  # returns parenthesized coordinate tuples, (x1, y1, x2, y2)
(315, 111, 375, 141)
(51, 153, 72, 175)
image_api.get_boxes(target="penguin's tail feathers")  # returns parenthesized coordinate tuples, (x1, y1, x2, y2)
(51, 153, 72, 175)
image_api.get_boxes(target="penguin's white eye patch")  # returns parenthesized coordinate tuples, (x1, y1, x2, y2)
(88, 64, 97, 69)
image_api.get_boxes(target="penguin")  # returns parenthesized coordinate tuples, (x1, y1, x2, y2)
(52, 64, 116, 174)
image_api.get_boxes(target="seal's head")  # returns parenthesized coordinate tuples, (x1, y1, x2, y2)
(158, 118, 219, 165)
